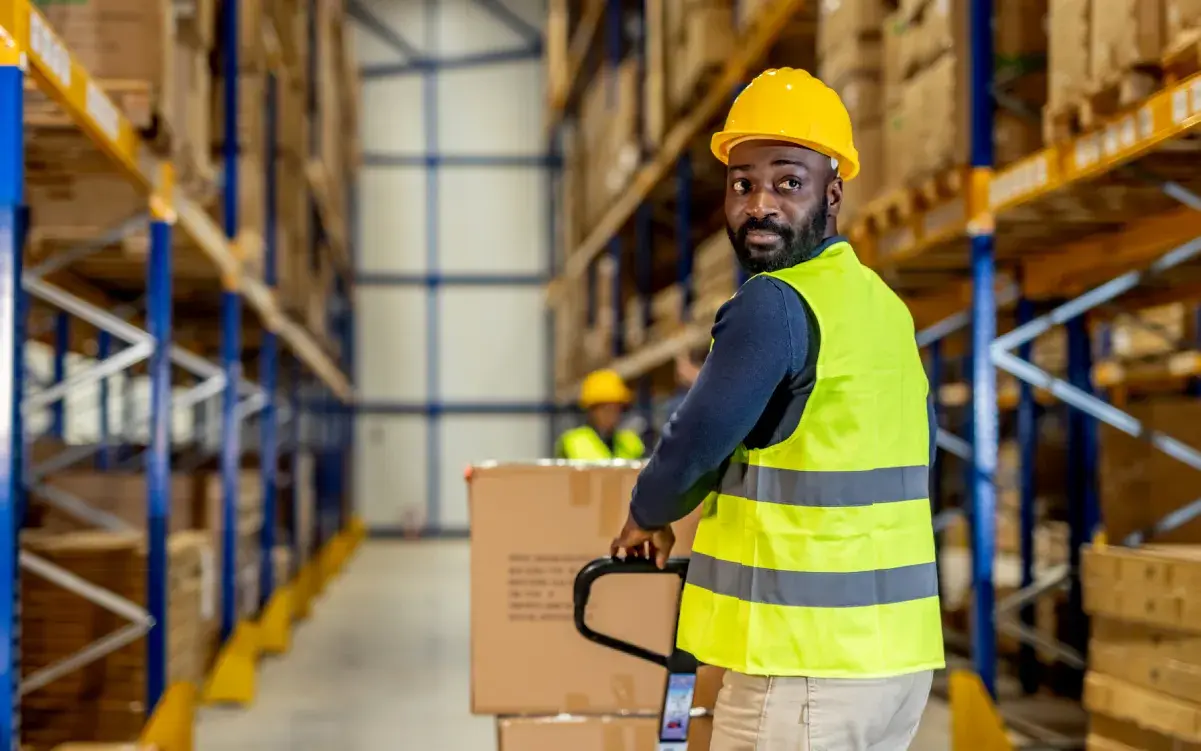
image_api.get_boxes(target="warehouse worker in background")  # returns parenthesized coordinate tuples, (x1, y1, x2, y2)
(609, 68, 943, 750)
(556, 369, 646, 460)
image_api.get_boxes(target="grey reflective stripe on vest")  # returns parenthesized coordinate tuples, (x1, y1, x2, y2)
(719, 461, 929, 507)
(688, 553, 939, 608)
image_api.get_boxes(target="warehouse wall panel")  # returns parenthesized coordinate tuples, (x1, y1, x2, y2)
(356, 415, 429, 529)
(437, 414, 545, 530)
(358, 0, 427, 50)
(359, 167, 428, 273)
(354, 0, 551, 532)
(361, 77, 425, 153)
(357, 287, 429, 401)
(438, 287, 547, 401)
(435, 0, 542, 56)
(436, 166, 546, 274)
(436, 62, 544, 156)
(351, 23, 406, 66)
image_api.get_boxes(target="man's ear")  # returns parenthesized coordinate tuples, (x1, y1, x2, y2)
(827, 176, 844, 220)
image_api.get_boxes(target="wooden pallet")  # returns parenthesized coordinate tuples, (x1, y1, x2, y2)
(1163, 28, 1201, 80)
(24, 79, 173, 156)
(1079, 67, 1161, 132)
(1042, 102, 1084, 145)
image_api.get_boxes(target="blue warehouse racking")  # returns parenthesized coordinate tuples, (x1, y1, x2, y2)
(0, 0, 361, 744)
(545, 0, 1201, 742)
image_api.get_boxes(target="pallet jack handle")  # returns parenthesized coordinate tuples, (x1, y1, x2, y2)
(573, 556, 693, 669)
(574, 556, 701, 750)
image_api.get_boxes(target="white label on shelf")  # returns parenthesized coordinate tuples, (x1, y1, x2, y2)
(1104, 125, 1120, 156)
(1120, 117, 1136, 148)
(199, 545, 216, 621)
(1173, 90, 1189, 124)
(1191, 80, 1201, 116)
(85, 80, 119, 141)
(28, 13, 70, 87)
(1073, 140, 1088, 169)
(1034, 155, 1048, 188)
(1139, 107, 1154, 139)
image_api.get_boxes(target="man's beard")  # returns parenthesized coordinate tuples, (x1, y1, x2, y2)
(728, 197, 829, 274)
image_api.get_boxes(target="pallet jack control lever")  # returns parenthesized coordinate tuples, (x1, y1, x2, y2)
(574, 556, 701, 751)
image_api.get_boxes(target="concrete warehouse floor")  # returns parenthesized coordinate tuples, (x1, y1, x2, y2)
(196, 541, 952, 750)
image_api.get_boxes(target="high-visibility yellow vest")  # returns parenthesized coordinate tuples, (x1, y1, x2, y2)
(677, 240, 944, 678)
(558, 425, 645, 461)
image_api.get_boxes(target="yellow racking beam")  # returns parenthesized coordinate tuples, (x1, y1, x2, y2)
(544, 0, 605, 136)
(853, 70, 1201, 271)
(0, 0, 352, 401)
(550, 0, 809, 293)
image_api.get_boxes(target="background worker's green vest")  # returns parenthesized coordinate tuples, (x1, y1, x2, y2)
(558, 426, 645, 460)
(677, 241, 944, 678)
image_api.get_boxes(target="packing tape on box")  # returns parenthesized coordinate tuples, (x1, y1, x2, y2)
(563, 672, 637, 715)
(566, 467, 629, 536)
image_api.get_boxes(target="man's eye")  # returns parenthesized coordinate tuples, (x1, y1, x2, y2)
(779, 178, 801, 191)
(731, 179, 750, 194)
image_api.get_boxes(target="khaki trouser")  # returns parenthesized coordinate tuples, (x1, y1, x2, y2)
(708, 669, 934, 751)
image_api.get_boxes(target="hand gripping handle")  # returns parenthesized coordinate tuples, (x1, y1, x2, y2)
(572, 556, 690, 668)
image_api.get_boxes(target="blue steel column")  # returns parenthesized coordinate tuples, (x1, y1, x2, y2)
(13, 207, 26, 531)
(610, 237, 623, 356)
(1065, 315, 1097, 678)
(260, 73, 280, 606)
(635, 202, 652, 428)
(0, 57, 22, 744)
(423, 0, 442, 532)
(51, 313, 68, 438)
(219, 0, 242, 642)
(927, 341, 943, 527)
(289, 357, 303, 573)
(1016, 298, 1040, 693)
(97, 331, 112, 470)
(968, 0, 998, 697)
(676, 155, 693, 318)
(145, 214, 173, 715)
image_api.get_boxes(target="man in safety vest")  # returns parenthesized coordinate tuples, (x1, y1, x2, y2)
(610, 68, 943, 750)
(556, 369, 646, 460)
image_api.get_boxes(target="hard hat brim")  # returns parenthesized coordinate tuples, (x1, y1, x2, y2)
(710, 132, 859, 181)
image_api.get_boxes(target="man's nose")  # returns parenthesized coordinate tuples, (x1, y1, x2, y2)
(744, 188, 780, 219)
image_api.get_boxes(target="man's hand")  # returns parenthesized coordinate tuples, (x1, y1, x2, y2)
(611, 514, 676, 569)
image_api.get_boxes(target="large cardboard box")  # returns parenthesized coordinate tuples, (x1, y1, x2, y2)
(469, 463, 702, 715)
(1100, 398, 1201, 545)
(497, 715, 713, 751)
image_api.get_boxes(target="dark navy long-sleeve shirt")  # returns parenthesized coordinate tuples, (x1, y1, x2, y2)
(628, 236, 937, 530)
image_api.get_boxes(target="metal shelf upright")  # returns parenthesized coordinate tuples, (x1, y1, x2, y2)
(0, 0, 359, 739)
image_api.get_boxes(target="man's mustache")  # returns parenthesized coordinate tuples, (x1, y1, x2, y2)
(736, 217, 793, 243)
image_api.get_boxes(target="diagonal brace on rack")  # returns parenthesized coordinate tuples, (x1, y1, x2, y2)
(915, 290, 1024, 462)
(991, 189, 1201, 547)
(18, 550, 154, 696)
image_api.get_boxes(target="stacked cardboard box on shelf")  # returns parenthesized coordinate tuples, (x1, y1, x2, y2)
(1046, 0, 1170, 141)
(467, 464, 722, 750)
(1100, 397, 1201, 546)
(1082, 543, 1201, 746)
(576, 60, 641, 235)
(690, 231, 737, 324)
(882, 0, 1046, 188)
(641, 0, 736, 150)
(20, 531, 211, 750)
(1107, 302, 1197, 361)
(818, 0, 887, 220)
(941, 436, 1069, 656)
(25, 0, 217, 252)
(581, 257, 619, 371)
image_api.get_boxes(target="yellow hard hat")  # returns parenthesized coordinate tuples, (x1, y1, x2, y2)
(580, 369, 632, 408)
(710, 67, 859, 181)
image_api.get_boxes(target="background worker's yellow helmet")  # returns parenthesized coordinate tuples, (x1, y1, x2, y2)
(710, 67, 859, 181)
(579, 369, 633, 408)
